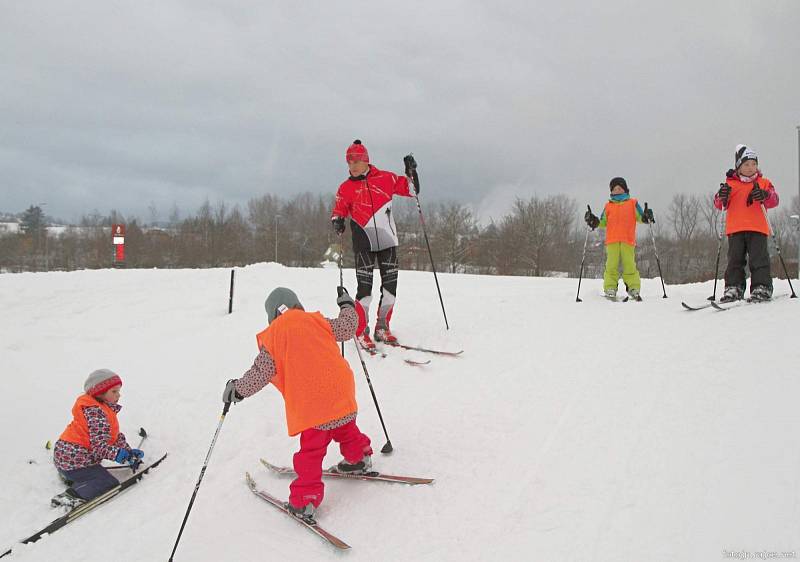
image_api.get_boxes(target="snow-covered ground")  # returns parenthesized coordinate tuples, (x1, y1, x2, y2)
(1, 264, 798, 562)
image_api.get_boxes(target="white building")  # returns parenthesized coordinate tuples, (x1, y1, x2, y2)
(0, 221, 20, 235)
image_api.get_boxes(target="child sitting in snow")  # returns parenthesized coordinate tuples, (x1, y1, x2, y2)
(714, 144, 779, 302)
(52, 369, 144, 507)
(222, 286, 373, 522)
(585, 177, 653, 301)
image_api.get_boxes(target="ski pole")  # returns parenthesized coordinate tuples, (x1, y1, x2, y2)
(228, 269, 235, 314)
(404, 154, 450, 330)
(135, 427, 148, 449)
(107, 427, 149, 473)
(760, 203, 798, 298)
(351, 339, 393, 454)
(338, 247, 345, 357)
(644, 203, 667, 298)
(169, 402, 231, 561)
(575, 205, 593, 302)
(131, 427, 148, 472)
(709, 192, 727, 301)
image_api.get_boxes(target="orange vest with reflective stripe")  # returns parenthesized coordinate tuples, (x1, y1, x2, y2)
(604, 198, 638, 246)
(59, 394, 120, 449)
(724, 177, 772, 235)
(256, 309, 358, 436)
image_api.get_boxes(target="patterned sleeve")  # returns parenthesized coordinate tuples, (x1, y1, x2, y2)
(327, 306, 358, 342)
(84, 406, 123, 462)
(114, 432, 129, 449)
(235, 348, 277, 398)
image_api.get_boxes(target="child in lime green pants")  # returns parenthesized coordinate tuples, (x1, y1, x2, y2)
(604, 242, 640, 294)
(584, 177, 653, 300)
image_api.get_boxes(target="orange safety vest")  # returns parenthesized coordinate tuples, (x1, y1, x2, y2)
(604, 198, 639, 246)
(723, 176, 772, 236)
(255, 309, 358, 436)
(59, 394, 120, 449)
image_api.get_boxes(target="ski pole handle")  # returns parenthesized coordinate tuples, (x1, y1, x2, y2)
(404, 154, 420, 193)
(135, 427, 148, 449)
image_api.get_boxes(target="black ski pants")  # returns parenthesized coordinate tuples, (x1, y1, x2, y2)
(724, 231, 772, 291)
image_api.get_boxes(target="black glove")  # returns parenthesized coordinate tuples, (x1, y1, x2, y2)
(747, 183, 768, 205)
(222, 379, 244, 404)
(336, 286, 354, 309)
(642, 204, 655, 224)
(717, 183, 731, 206)
(332, 217, 345, 235)
(725, 169, 736, 179)
(584, 210, 600, 230)
(403, 154, 417, 177)
(403, 154, 420, 194)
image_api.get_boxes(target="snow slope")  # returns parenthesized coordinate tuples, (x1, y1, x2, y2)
(1, 264, 798, 562)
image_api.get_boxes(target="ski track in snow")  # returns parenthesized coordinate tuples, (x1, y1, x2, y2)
(0, 263, 798, 562)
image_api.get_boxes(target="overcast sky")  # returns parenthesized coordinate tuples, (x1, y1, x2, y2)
(1, 1, 799, 224)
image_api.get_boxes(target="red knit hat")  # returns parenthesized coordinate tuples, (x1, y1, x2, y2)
(345, 139, 369, 163)
(84, 369, 123, 397)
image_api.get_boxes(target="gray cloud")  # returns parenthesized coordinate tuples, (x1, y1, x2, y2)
(1, 1, 799, 224)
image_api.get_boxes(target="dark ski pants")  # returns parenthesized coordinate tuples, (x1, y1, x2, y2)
(58, 464, 119, 501)
(354, 246, 398, 334)
(724, 231, 772, 294)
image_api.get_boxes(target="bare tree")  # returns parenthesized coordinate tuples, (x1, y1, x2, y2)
(667, 193, 703, 281)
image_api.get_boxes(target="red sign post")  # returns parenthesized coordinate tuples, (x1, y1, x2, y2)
(112, 224, 125, 265)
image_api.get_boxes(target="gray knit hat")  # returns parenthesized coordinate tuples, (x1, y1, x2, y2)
(264, 287, 303, 324)
(84, 369, 122, 397)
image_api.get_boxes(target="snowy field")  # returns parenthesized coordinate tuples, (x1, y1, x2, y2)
(1, 263, 799, 562)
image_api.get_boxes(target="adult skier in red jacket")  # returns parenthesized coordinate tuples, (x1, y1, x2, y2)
(331, 140, 415, 349)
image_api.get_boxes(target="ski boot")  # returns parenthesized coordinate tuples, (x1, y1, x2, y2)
(719, 285, 743, 303)
(627, 288, 642, 302)
(357, 329, 376, 351)
(749, 284, 772, 302)
(604, 288, 617, 300)
(286, 502, 316, 524)
(334, 455, 372, 475)
(51, 489, 85, 509)
(373, 325, 397, 345)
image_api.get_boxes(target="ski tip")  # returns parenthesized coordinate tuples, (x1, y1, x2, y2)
(260, 458, 291, 473)
(245, 472, 256, 489)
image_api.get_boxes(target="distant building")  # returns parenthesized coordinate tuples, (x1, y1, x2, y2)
(0, 221, 20, 235)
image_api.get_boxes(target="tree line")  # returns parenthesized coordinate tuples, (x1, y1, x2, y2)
(1, 192, 798, 283)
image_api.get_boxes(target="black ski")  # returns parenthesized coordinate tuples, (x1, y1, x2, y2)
(383, 343, 463, 357)
(681, 301, 713, 311)
(1, 453, 168, 559)
(261, 458, 434, 485)
(710, 293, 791, 311)
(361, 345, 428, 365)
(245, 472, 350, 550)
